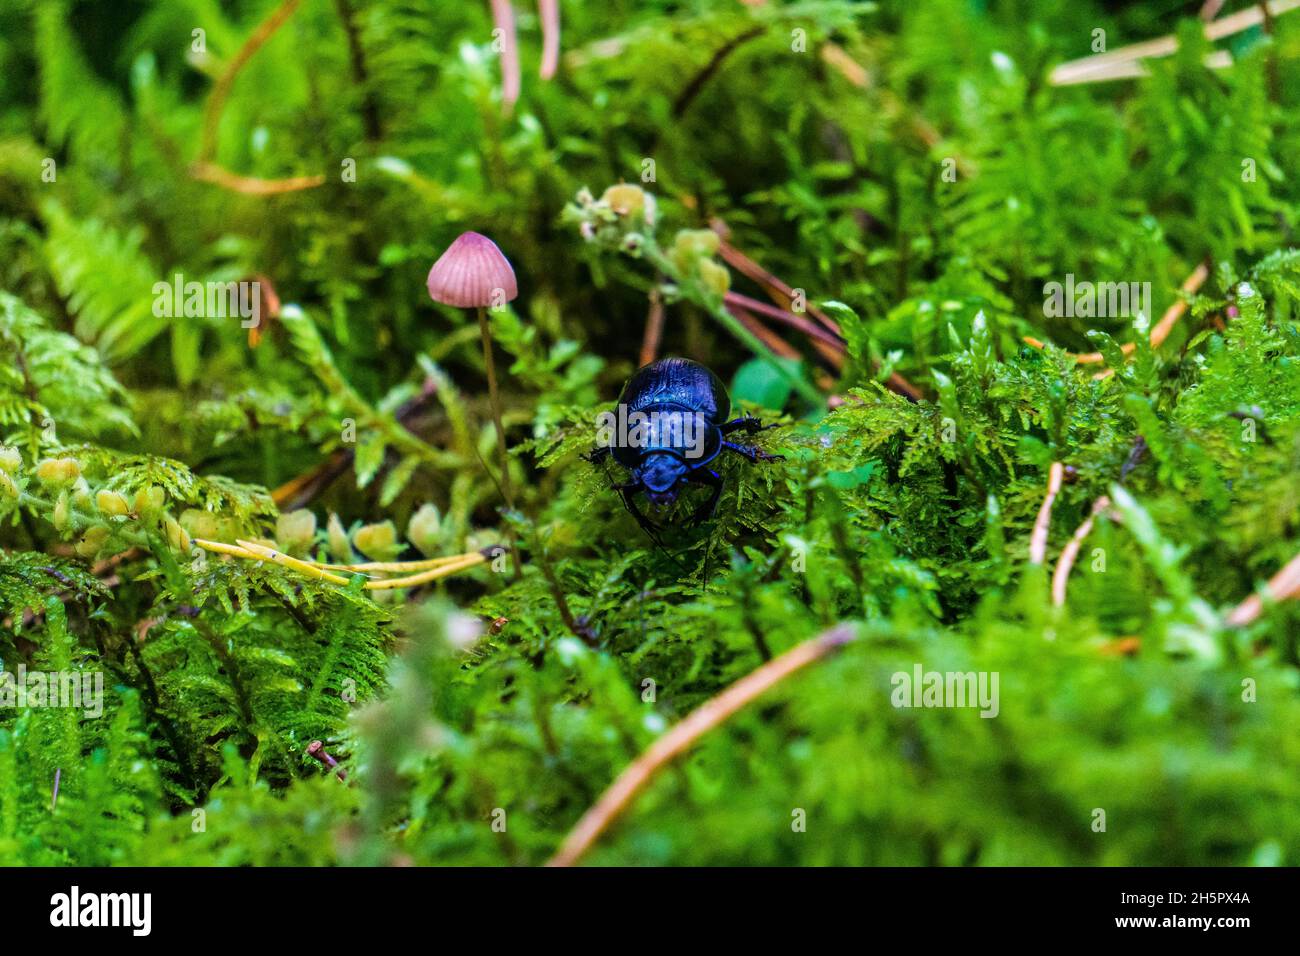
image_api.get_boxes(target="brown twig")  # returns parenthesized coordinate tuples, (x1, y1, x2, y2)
(723, 291, 845, 371)
(190, 162, 325, 195)
(1025, 261, 1210, 378)
(91, 547, 144, 578)
(193, 0, 324, 195)
(819, 42, 868, 87)
(1053, 51, 1233, 85)
(539, 553, 576, 633)
(1225, 549, 1300, 626)
(726, 303, 801, 360)
(333, 0, 383, 141)
(1051, 495, 1110, 606)
(1, 549, 142, 631)
(546, 623, 858, 867)
(1049, 0, 1300, 86)
(671, 26, 766, 118)
(723, 292, 846, 354)
(814, 46, 970, 181)
(725, 304, 836, 392)
(199, 0, 302, 160)
(1029, 462, 1065, 566)
(639, 286, 665, 367)
(711, 222, 843, 337)
(710, 221, 922, 400)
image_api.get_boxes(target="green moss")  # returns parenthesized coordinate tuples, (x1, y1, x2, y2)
(0, 0, 1298, 866)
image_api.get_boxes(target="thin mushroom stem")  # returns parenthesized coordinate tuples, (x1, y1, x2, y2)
(1051, 495, 1110, 606)
(538, 0, 560, 80)
(477, 305, 514, 507)
(1029, 462, 1065, 566)
(490, 0, 520, 111)
(546, 623, 858, 867)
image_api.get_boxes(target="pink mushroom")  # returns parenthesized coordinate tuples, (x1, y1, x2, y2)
(426, 231, 519, 309)
(427, 232, 519, 503)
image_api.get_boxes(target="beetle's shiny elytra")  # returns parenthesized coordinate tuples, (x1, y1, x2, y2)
(587, 357, 782, 538)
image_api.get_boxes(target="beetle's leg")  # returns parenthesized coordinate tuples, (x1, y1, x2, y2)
(583, 446, 613, 464)
(722, 441, 785, 463)
(614, 481, 663, 535)
(685, 468, 723, 526)
(720, 415, 779, 436)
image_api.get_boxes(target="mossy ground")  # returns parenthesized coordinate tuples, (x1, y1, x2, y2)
(0, 0, 1298, 865)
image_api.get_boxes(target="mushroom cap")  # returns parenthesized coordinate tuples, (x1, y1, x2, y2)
(426, 232, 519, 308)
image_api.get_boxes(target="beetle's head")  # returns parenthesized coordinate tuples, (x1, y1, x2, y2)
(637, 453, 687, 506)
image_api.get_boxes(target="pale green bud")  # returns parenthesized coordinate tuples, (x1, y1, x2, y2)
(0, 446, 21, 474)
(407, 503, 442, 557)
(276, 509, 317, 555)
(133, 485, 166, 518)
(600, 184, 656, 227)
(327, 513, 353, 563)
(696, 258, 731, 297)
(179, 509, 222, 541)
(353, 521, 400, 561)
(96, 489, 131, 517)
(74, 525, 111, 558)
(164, 516, 190, 552)
(35, 457, 81, 488)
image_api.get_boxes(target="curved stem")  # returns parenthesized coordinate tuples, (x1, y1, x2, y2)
(538, 0, 561, 80)
(546, 623, 858, 867)
(1029, 461, 1064, 566)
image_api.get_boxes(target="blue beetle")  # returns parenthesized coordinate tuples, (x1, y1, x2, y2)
(587, 357, 782, 536)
